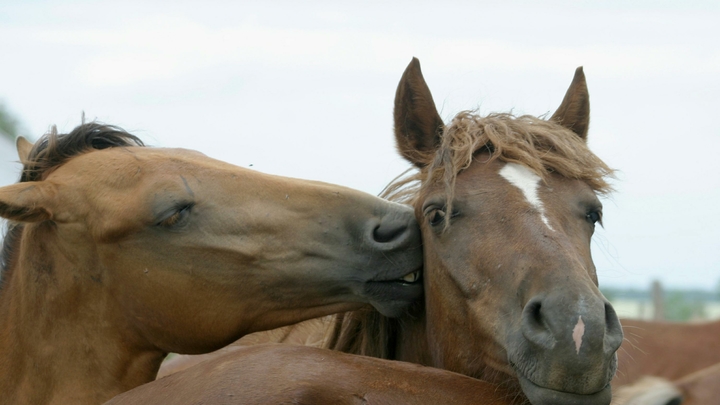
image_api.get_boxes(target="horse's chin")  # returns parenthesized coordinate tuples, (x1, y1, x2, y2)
(517, 374, 612, 405)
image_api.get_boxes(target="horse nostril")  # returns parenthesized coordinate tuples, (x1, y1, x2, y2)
(605, 302, 618, 326)
(604, 301, 624, 351)
(521, 297, 555, 349)
(372, 220, 407, 244)
(529, 300, 543, 328)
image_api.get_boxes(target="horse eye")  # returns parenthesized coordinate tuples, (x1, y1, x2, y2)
(586, 210, 601, 225)
(428, 209, 447, 226)
(158, 205, 193, 228)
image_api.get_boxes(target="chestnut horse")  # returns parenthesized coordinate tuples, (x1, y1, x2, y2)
(0, 123, 424, 405)
(157, 59, 623, 405)
(323, 59, 623, 405)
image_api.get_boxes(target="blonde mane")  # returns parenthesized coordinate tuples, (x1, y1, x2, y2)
(382, 111, 613, 206)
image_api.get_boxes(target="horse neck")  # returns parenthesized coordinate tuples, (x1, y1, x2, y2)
(394, 311, 434, 365)
(0, 225, 165, 405)
(327, 305, 433, 366)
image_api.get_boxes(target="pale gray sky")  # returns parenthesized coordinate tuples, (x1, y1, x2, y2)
(1, 0, 719, 289)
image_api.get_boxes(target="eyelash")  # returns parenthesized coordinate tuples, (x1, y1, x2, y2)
(157, 204, 193, 228)
(425, 206, 460, 227)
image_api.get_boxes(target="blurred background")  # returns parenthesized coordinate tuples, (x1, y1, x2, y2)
(1, 0, 718, 321)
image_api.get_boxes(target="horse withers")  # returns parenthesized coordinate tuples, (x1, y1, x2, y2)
(0, 124, 422, 405)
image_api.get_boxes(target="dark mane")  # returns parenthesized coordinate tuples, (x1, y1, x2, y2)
(20, 122, 144, 182)
(0, 122, 144, 289)
(325, 111, 615, 358)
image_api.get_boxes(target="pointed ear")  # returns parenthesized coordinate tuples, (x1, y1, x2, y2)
(16, 136, 33, 163)
(0, 182, 57, 222)
(394, 58, 445, 168)
(551, 66, 590, 140)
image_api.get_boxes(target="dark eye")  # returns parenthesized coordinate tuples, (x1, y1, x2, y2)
(586, 210, 602, 225)
(428, 208, 447, 226)
(424, 205, 460, 227)
(158, 204, 193, 228)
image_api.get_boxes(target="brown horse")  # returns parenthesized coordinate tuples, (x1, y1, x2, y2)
(157, 59, 624, 405)
(323, 58, 623, 405)
(0, 123, 424, 405)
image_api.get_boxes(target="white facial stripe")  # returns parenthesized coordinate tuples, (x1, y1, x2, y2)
(498, 163, 555, 231)
(572, 316, 585, 355)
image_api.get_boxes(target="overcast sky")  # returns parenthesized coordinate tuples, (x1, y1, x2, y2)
(1, 0, 718, 290)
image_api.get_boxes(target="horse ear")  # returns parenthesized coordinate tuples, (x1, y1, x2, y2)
(394, 58, 445, 168)
(551, 67, 590, 140)
(0, 182, 57, 222)
(16, 136, 33, 163)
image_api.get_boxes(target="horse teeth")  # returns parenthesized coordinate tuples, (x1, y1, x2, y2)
(402, 271, 419, 283)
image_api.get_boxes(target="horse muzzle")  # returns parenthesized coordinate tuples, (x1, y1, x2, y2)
(507, 291, 623, 404)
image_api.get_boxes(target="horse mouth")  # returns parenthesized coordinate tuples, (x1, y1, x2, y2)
(361, 268, 423, 317)
(515, 372, 612, 405)
(374, 268, 422, 286)
(367, 267, 422, 285)
(399, 269, 421, 283)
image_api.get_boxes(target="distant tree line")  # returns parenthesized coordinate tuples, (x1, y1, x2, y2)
(0, 103, 25, 141)
(601, 285, 715, 322)
(601, 286, 719, 302)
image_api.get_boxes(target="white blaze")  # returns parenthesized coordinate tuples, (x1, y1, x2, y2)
(498, 163, 555, 231)
(572, 316, 586, 354)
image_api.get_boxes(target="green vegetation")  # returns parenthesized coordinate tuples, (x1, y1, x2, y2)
(0, 103, 25, 141)
(602, 286, 715, 322)
(601, 286, 718, 302)
(664, 291, 706, 321)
